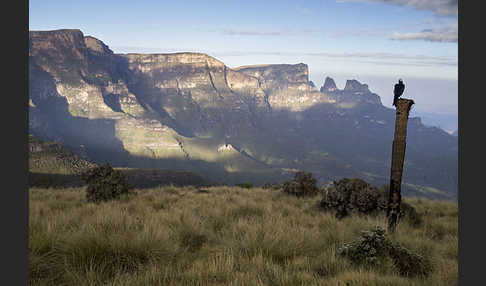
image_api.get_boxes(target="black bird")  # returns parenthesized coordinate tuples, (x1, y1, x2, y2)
(393, 79, 405, 107)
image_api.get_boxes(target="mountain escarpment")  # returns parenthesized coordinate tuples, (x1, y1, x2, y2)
(29, 29, 458, 198)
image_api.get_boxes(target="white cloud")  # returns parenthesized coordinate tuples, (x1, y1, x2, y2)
(214, 51, 457, 68)
(391, 27, 457, 42)
(338, 0, 458, 16)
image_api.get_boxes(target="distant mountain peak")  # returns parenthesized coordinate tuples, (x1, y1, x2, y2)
(321, 77, 338, 92)
(84, 36, 113, 55)
(344, 79, 370, 93)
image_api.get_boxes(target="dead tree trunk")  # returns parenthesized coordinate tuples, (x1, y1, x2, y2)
(387, 98, 414, 232)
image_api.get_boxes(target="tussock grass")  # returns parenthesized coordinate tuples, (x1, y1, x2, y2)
(29, 186, 457, 285)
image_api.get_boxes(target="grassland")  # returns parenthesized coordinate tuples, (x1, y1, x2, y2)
(29, 186, 457, 285)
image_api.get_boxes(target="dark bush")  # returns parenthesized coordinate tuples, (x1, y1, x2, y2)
(282, 171, 320, 197)
(321, 178, 387, 219)
(378, 185, 422, 227)
(236, 182, 253, 189)
(82, 162, 134, 203)
(338, 226, 391, 265)
(338, 226, 431, 277)
(320, 179, 421, 226)
(33, 175, 54, 188)
(399, 200, 422, 227)
(388, 243, 432, 277)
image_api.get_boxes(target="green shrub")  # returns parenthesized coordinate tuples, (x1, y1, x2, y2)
(236, 182, 253, 189)
(320, 178, 387, 219)
(282, 171, 320, 197)
(338, 226, 431, 277)
(338, 226, 390, 265)
(388, 242, 432, 277)
(321, 179, 421, 226)
(82, 162, 134, 203)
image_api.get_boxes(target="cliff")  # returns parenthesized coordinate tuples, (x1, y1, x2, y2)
(29, 29, 277, 182)
(235, 63, 332, 111)
(118, 52, 269, 136)
(235, 63, 310, 91)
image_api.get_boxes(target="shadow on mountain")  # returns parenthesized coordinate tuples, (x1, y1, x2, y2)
(261, 101, 457, 197)
(29, 172, 85, 188)
(29, 58, 132, 165)
(114, 55, 200, 137)
(29, 59, 285, 188)
(109, 154, 291, 187)
(28, 168, 215, 189)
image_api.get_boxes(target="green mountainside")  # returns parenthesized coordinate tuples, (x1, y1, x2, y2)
(28, 29, 457, 199)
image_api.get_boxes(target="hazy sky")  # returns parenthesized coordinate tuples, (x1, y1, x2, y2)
(29, 0, 458, 118)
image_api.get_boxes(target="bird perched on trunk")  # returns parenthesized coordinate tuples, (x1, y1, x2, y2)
(393, 79, 405, 107)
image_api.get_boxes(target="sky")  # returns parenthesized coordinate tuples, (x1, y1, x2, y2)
(29, 0, 458, 129)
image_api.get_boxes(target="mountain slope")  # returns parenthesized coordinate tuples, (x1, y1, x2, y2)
(28, 134, 213, 188)
(29, 134, 96, 175)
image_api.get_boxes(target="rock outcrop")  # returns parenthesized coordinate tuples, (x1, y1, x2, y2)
(84, 36, 113, 55)
(320, 77, 382, 107)
(321, 77, 338, 92)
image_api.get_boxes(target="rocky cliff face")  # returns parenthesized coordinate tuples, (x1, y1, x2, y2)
(119, 52, 269, 136)
(29, 29, 278, 183)
(29, 29, 458, 198)
(235, 63, 310, 91)
(30, 30, 183, 162)
(235, 64, 331, 111)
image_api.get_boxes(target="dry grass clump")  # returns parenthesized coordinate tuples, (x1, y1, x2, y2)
(29, 185, 457, 285)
